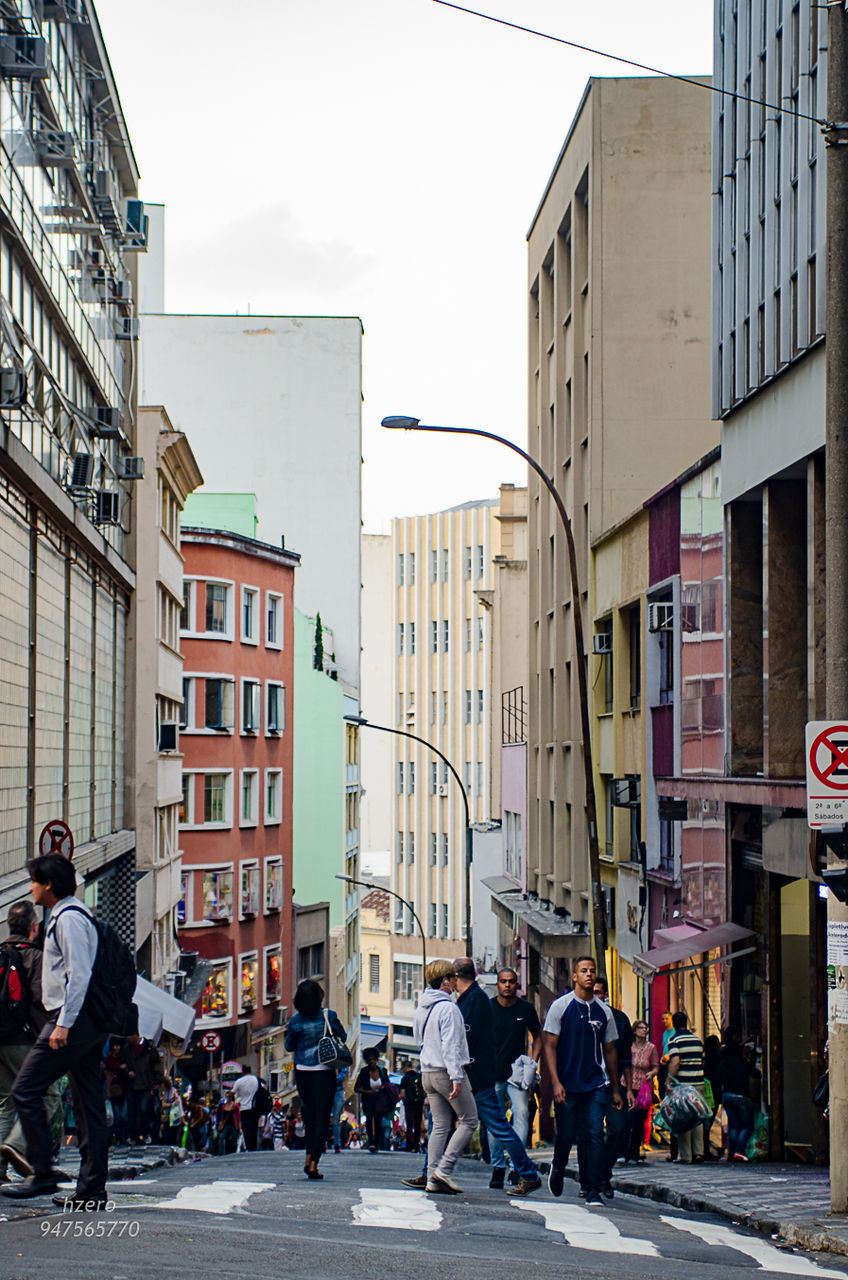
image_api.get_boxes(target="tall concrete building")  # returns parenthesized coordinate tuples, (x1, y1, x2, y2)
(524, 76, 716, 1000)
(0, 0, 149, 930)
(360, 533, 393, 865)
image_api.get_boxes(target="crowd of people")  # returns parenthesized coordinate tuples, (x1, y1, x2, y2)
(0, 854, 767, 1213)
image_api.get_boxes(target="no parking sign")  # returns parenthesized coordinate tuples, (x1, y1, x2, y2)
(806, 722, 848, 827)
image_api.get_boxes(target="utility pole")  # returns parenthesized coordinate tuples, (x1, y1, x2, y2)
(825, 0, 848, 1215)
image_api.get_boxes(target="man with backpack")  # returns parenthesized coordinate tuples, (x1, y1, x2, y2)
(3, 855, 112, 1206)
(231, 1065, 266, 1152)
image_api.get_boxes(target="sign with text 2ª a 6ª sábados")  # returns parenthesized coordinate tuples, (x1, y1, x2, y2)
(806, 722, 848, 827)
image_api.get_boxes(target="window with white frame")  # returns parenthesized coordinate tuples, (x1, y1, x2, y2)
(265, 858, 283, 912)
(408, 551, 415, 584)
(430, 549, 438, 582)
(158, 585, 180, 650)
(477, 689, 484, 723)
(177, 869, 190, 924)
(369, 953, 380, 993)
(394, 960, 421, 1002)
(204, 772, 231, 825)
(205, 677, 235, 730)
(476, 761, 483, 797)
(240, 769, 259, 827)
(430, 621, 437, 653)
(180, 774, 192, 825)
(464, 546, 472, 579)
(441, 904, 449, 937)
(199, 958, 231, 1020)
(430, 762, 438, 795)
(465, 691, 472, 724)
(205, 581, 230, 635)
(505, 810, 523, 879)
(239, 951, 259, 1013)
(430, 832, 437, 865)
(408, 621, 415, 655)
(430, 903, 437, 936)
(266, 592, 283, 648)
(241, 679, 261, 734)
(477, 616, 484, 651)
(180, 580, 194, 633)
(264, 945, 282, 1002)
(240, 864, 261, 917)
(430, 691, 437, 724)
(398, 622, 405, 655)
(180, 677, 193, 730)
(442, 620, 449, 652)
(265, 769, 282, 824)
(241, 586, 259, 643)
(465, 618, 472, 652)
(441, 549, 449, 582)
(267, 682, 285, 734)
(409, 762, 415, 794)
(476, 544, 484, 579)
(397, 762, 404, 794)
(159, 477, 179, 545)
(397, 552, 405, 586)
(440, 832, 449, 865)
(202, 870, 234, 921)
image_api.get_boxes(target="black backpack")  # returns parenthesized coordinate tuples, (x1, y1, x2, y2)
(253, 1079, 272, 1117)
(53, 904, 139, 1038)
(0, 943, 31, 1039)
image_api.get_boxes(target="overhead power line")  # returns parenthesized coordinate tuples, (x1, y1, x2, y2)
(428, 0, 826, 125)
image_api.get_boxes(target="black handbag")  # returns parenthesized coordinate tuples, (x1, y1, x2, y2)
(317, 1009, 352, 1068)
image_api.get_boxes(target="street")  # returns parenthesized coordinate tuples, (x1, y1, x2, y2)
(1, 1151, 846, 1280)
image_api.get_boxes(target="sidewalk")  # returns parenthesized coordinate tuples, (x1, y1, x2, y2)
(594, 1152, 848, 1257)
(51, 1142, 200, 1183)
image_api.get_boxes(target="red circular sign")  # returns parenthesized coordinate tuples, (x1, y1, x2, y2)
(201, 1031, 222, 1052)
(809, 725, 848, 790)
(38, 820, 74, 859)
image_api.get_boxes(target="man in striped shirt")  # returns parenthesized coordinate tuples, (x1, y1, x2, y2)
(666, 1011, 706, 1163)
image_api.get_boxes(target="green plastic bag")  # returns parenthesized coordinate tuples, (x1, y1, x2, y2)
(744, 1110, 769, 1161)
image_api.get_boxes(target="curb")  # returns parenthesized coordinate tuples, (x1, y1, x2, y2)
(106, 1146, 202, 1182)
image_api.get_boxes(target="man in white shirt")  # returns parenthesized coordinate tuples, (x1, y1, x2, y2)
(232, 1065, 260, 1151)
(3, 855, 108, 1209)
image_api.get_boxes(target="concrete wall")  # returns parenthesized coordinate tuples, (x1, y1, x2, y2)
(360, 534, 393, 860)
(139, 314, 362, 692)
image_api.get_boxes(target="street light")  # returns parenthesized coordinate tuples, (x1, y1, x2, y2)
(381, 414, 607, 964)
(336, 872, 428, 978)
(345, 713, 474, 957)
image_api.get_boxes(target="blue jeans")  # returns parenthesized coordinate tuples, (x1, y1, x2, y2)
(723, 1092, 755, 1156)
(473, 1084, 536, 1180)
(489, 1080, 531, 1169)
(553, 1085, 607, 1196)
(330, 1085, 345, 1148)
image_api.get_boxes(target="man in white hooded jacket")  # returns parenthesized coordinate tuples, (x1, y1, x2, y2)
(411, 959, 478, 1195)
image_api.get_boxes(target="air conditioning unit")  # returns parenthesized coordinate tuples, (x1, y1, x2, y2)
(0, 366, 26, 407)
(158, 721, 178, 753)
(92, 169, 120, 227)
(0, 36, 48, 78)
(123, 198, 148, 251)
(69, 452, 94, 489)
(89, 405, 123, 437)
(120, 456, 144, 481)
(593, 631, 612, 655)
(94, 490, 120, 525)
(648, 601, 674, 633)
(270, 1006, 288, 1027)
(166, 970, 186, 999)
(44, 0, 86, 20)
(437, 783, 449, 796)
(110, 278, 132, 304)
(35, 130, 75, 167)
(115, 317, 138, 341)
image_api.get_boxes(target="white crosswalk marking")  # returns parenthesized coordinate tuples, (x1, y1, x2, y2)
(352, 1188, 443, 1231)
(661, 1215, 846, 1277)
(152, 1179, 275, 1213)
(511, 1200, 660, 1256)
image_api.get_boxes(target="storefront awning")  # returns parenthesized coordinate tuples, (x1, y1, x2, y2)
(483, 876, 588, 948)
(632, 922, 755, 982)
(134, 975, 196, 1052)
(359, 1019, 389, 1053)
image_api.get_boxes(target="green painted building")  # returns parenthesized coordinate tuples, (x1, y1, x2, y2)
(182, 492, 259, 539)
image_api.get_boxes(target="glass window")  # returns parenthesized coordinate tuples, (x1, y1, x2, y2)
(240, 954, 258, 1013)
(242, 588, 257, 641)
(398, 622, 405, 655)
(408, 552, 415, 584)
(265, 770, 282, 823)
(200, 960, 230, 1018)
(408, 831, 415, 863)
(393, 961, 421, 1002)
(431, 762, 438, 794)
(369, 953, 380, 993)
(267, 683, 285, 733)
(397, 763, 404, 794)
(202, 871, 233, 921)
(241, 865, 260, 916)
(409, 762, 415, 795)
(266, 593, 282, 647)
(180, 774, 191, 824)
(477, 690, 484, 723)
(397, 552, 405, 585)
(629, 606, 641, 709)
(409, 622, 415, 655)
(430, 903, 437, 936)
(431, 621, 438, 653)
(430, 833, 437, 864)
(441, 904, 448, 937)
(442, 620, 449, 652)
(441, 549, 449, 582)
(180, 581, 193, 631)
(241, 771, 256, 825)
(476, 544, 484, 579)
(464, 547, 472, 579)
(431, 549, 438, 582)
(205, 678, 234, 730)
(242, 680, 260, 733)
(180, 678, 191, 730)
(477, 617, 484, 651)
(204, 773, 228, 824)
(465, 691, 472, 724)
(205, 583, 228, 633)
(441, 832, 449, 865)
(265, 861, 283, 911)
(265, 947, 281, 1001)
(465, 618, 471, 652)
(177, 870, 189, 925)
(476, 761, 483, 797)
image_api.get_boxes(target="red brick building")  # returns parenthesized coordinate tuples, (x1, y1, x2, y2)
(177, 527, 298, 1073)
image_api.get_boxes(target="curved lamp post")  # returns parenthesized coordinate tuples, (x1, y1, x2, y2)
(336, 872, 428, 978)
(381, 414, 607, 965)
(345, 713, 473, 957)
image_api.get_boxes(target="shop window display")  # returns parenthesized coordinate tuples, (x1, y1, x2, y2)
(201, 963, 230, 1019)
(265, 948, 281, 1001)
(241, 955, 258, 1013)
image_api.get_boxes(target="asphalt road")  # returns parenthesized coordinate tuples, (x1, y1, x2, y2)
(1, 1150, 846, 1280)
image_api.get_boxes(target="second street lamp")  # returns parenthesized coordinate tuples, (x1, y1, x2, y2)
(382, 414, 608, 965)
(346, 714, 474, 957)
(336, 872, 428, 979)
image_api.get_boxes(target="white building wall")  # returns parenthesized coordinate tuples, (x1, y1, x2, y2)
(361, 534, 393, 859)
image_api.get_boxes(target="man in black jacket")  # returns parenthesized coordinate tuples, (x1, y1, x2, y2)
(453, 959, 540, 1195)
(593, 975, 634, 1196)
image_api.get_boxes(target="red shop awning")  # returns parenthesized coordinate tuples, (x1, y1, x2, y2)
(632, 921, 755, 981)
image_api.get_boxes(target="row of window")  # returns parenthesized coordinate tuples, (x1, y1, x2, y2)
(181, 676, 285, 735)
(397, 546, 486, 586)
(396, 761, 485, 795)
(198, 947, 282, 1022)
(396, 831, 450, 865)
(397, 617, 485, 656)
(181, 579, 285, 648)
(179, 859, 284, 927)
(180, 768, 283, 829)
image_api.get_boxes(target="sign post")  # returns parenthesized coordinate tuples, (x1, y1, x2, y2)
(200, 1030, 222, 1098)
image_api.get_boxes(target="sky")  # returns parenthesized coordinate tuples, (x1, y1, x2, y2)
(94, 0, 713, 532)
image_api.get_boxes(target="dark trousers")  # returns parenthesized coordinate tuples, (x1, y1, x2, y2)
(295, 1068, 336, 1164)
(240, 1108, 259, 1152)
(472, 1084, 536, 1179)
(553, 1085, 606, 1196)
(127, 1088, 153, 1142)
(627, 1106, 649, 1161)
(405, 1101, 424, 1151)
(361, 1099, 380, 1148)
(601, 1084, 628, 1180)
(13, 1017, 107, 1196)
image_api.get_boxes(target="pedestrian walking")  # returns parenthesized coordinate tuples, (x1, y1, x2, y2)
(453, 959, 541, 1195)
(270, 1097, 289, 1152)
(716, 1027, 761, 1161)
(354, 1048, 395, 1152)
(329, 1067, 347, 1153)
(231, 1065, 261, 1152)
(399, 1061, 425, 1152)
(284, 979, 347, 1180)
(0, 899, 62, 1183)
(407, 959, 478, 1195)
(214, 1089, 239, 1155)
(665, 1011, 706, 1163)
(626, 1019, 658, 1163)
(486, 967, 542, 1188)
(104, 1038, 130, 1146)
(119, 1035, 163, 1144)
(593, 974, 634, 1195)
(543, 955, 622, 1207)
(3, 855, 109, 1207)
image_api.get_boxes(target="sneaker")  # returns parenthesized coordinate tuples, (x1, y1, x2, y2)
(601, 1181, 614, 1199)
(508, 1168, 520, 1186)
(427, 1174, 462, 1195)
(488, 1168, 505, 1189)
(548, 1165, 565, 1197)
(512, 1175, 542, 1196)
(0, 1144, 33, 1178)
(401, 1175, 428, 1190)
(586, 1192, 605, 1207)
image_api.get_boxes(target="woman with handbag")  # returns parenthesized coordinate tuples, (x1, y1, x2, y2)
(354, 1048, 396, 1153)
(626, 1019, 659, 1163)
(284, 979, 349, 1179)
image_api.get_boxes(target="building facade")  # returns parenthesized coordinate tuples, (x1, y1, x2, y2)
(177, 526, 298, 1077)
(0, 0, 149, 932)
